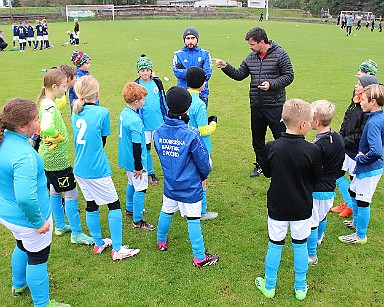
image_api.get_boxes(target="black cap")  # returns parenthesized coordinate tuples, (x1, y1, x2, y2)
(166, 86, 192, 117)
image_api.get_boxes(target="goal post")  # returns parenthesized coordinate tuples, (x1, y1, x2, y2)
(65, 4, 115, 22)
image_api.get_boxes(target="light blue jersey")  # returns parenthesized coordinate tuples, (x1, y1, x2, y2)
(0, 130, 50, 228)
(188, 92, 212, 153)
(138, 79, 164, 131)
(118, 106, 147, 172)
(72, 105, 112, 179)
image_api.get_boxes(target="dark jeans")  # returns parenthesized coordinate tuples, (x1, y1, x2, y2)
(0, 42, 8, 51)
(251, 105, 286, 165)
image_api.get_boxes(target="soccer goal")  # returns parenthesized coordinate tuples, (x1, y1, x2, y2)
(65, 4, 115, 22)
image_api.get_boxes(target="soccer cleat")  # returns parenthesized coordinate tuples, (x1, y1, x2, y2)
(125, 210, 133, 217)
(343, 220, 356, 230)
(317, 233, 325, 246)
(200, 211, 218, 221)
(330, 203, 347, 213)
(308, 255, 318, 266)
(93, 238, 112, 254)
(111, 245, 140, 261)
(193, 253, 219, 268)
(132, 220, 155, 231)
(45, 299, 71, 306)
(295, 284, 308, 301)
(71, 233, 94, 245)
(157, 241, 168, 251)
(250, 163, 263, 177)
(339, 207, 353, 218)
(338, 233, 367, 244)
(12, 284, 28, 296)
(255, 277, 275, 298)
(54, 224, 71, 236)
(148, 174, 159, 186)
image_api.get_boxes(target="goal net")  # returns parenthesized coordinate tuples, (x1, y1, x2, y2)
(65, 4, 115, 22)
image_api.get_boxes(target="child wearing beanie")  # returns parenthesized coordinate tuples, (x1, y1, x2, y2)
(118, 82, 156, 231)
(153, 86, 219, 268)
(332, 60, 379, 220)
(134, 54, 167, 188)
(186, 66, 218, 221)
(69, 50, 92, 110)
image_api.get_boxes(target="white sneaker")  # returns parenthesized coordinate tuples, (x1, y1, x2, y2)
(111, 245, 140, 261)
(317, 233, 325, 246)
(200, 211, 218, 221)
(308, 255, 318, 265)
(93, 238, 112, 254)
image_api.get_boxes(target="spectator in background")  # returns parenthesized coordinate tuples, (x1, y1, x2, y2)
(0, 30, 8, 51)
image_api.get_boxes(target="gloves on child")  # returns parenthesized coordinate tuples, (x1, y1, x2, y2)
(208, 116, 217, 124)
(42, 132, 65, 151)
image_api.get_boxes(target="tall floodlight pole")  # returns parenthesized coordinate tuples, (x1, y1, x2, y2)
(266, 0, 269, 20)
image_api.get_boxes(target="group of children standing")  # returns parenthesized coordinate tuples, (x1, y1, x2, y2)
(12, 19, 50, 52)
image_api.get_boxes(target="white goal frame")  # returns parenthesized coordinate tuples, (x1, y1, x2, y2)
(66, 4, 115, 22)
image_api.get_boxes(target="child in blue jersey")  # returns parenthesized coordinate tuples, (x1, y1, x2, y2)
(186, 66, 218, 221)
(72, 76, 140, 261)
(17, 21, 26, 52)
(26, 21, 35, 48)
(154, 86, 219, 267)
(38, 69, 93, 246)
(118, 82, 155, 231)
(339, 84, 384, 244)
(41, 19, 50, 49)
(69, 50, 92, 110)
(12, 21, 18, 47)
(0, 98, 70, 307)
(255, 99, 322, 301)
(134, 54, 167, 187)
(34, 20, 44, 50)
(307, 100, 344, 266)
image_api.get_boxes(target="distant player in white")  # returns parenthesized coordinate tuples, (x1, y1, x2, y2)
(71, 75, 140, 261)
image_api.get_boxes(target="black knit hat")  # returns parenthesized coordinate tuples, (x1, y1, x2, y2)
(186, 66, 206, 89)
(183, 27, 199, 41)
(166, 86, 192, 117)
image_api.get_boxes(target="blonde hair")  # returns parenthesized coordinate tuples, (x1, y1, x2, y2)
(311, 100, 335, 126)
(0, 98, 38, 145)
(282, 98, 313, 129)
(363, 84, 384, 106)
(37, 69, 66, 104)
(73, 75, 99, 114)
(122, 82, 148, 104)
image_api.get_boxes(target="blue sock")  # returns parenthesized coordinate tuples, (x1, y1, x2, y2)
(336, 176, 353, 208)
(133, 191, 145, 223)
(108, 209, 123, 251)
(65, 199, 82, 236)
(125, 184, 134, 213)
(265, 242, 283, 290)
(50, 194, 66, 229)
(292, 242, 308, 291)
(147, 149, 154, 175)
(11, 246, 27, 289)
(357, 206, 370, 238)
(187, 219, 205, 260)
(307, 228, 318, 257)
(201, 189, 207, 215)
(85, 209, 103, 247)
(318, 218, 327, 240)
(157, 211, 173, 243)
(26, 262, 49, 307)
(351, 197, 358, 225)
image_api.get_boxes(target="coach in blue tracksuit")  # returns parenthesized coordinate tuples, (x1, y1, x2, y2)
(172, 27, 212, 106)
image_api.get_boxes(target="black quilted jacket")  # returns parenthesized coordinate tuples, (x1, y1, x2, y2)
(222, 41, 294, 107)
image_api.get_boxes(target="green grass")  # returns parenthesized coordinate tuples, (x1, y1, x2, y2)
(1, 19, 384, 306)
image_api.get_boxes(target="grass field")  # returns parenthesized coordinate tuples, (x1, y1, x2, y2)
(1, 19, 384, 306)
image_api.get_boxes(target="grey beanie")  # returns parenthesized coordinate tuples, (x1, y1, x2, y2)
(359, 75, 379, 88)
(183, 27, 199, 41)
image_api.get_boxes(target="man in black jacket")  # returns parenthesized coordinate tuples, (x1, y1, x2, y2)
(214, 27, 294, 177)
(0, 30, 8, 51)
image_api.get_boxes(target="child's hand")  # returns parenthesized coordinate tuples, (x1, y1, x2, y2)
(134, 168, 146, 180)
(42, 132, 65, 150)
(37, 220, 50, 234)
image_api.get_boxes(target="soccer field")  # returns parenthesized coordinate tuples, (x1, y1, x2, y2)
(1, 19, 384, 306)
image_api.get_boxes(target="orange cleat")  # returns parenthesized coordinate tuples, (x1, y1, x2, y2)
(339, 207, 353, 218)
(330, 203, 347, 213)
